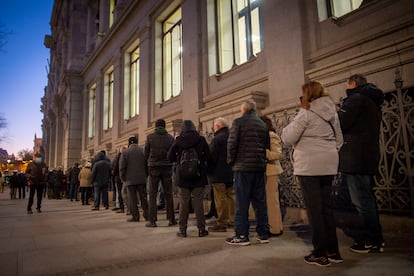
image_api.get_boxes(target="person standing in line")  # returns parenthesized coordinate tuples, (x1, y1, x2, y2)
(282, 80, 343, 267)
(119, 136, 149, 222)
(112, 146, 127, 213)
(25, 153, 47, 214)
(145, 119, 176, 227)
(91, 151, 111, 210)
(68, 163, 81, 201)
(207, 117, 235, 232)
(225, 99, 270, 246)
(17, 172, 27, 199)
(54, 167, 64, 199)
(260, 115, 284, 236)
(0, 172, 4, 193)
(338, 74, 385, 253)
(9, 171, 18, 199)
(79, 161, 93, 205)
(168, 120, 211, 238)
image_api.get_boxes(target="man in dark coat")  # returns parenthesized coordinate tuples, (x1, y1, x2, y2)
(338, 73, 384, 253)
(91, 151, 111, 210)
(25, 153, 47, 213)
(207, 117, 235, 232)
(68, 163, 81, 201)
(119, 136, 149, 222)
(226, 99, 270, 245)
(145, 119, 176, 227)
(168, 120, 211, 237)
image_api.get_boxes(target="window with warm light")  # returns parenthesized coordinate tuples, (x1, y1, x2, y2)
(317, 0, 363, 21)
(88, 84, 96, 138)
(211, 0, 263, 74)
(103, 70, 114, 130)
(124, 46, 140, 120)
(162, 7, 182, 102)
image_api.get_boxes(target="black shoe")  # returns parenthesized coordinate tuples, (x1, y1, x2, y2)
(327, 252, 343, 263)
(177, 230, 187, 237)
(112, 207, 121, 211)
(105, 206, 109, 209)
(269, 231, 283, 237)
(168, 220, 178, 226)
(116, 209, 125, 213)
(304, 253, 331, 267)
(36, 208, 42, 213)
(145, 222, 157, 228)
(225, 235, 250, 246)
(27, 210, 33, 214)
(127, 217, 139, 222)
(91, 207, 99, 211)
(199, 229, 209, 237)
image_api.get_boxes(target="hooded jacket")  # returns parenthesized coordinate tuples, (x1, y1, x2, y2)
(338, 83, 384, 174)
(281, 96, 343, 176)
(91, 152, 112, 187)
(168, 122, 210, 188)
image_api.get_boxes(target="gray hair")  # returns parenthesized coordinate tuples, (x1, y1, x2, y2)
(214, 117, 229, 128)
(241, 99, 256, 112)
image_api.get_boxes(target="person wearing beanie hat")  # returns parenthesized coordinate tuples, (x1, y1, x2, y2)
(144, 118, 176, 227)
(120, 135, 149, 222)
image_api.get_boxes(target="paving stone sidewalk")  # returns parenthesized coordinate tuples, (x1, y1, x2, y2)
(0, 188, 413, 276)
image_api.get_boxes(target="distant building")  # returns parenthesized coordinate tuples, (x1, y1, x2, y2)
(33, 134, 43, 156)
(42, 0, 414, 214)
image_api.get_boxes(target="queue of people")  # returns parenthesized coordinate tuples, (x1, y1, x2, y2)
(12, 73, 384, 269)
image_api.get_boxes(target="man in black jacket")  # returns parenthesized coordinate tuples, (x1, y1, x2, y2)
(207, 117, 235, 232)
(338, 74, 384, 253)
(226, 99, 269, 245)
(145, 119, 176, 227)
(26, 153, 47, 214)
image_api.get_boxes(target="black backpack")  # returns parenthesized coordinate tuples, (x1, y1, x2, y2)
(179, 147, 200, 179)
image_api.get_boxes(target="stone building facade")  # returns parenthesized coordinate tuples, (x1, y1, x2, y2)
(42, 1, 414, 212)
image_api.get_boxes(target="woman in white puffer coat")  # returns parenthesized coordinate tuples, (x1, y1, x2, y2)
(282, 80, 343, 267)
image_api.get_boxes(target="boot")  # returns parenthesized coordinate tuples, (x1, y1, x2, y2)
(198, 227, 209, 237)
(177, 229, 187, 237)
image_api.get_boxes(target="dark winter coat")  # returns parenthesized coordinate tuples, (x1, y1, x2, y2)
(68, 166, 80, 184)
(227, 110, 269, 172)
(208, 127, 233, 185)
(119, 144, 147, 186)
(25, 161, 46, 184)
(145, 127, 174, 167)
(91, 152, 112, 187)
(168, 129, 210, 189)
(338, 83, 384, 174)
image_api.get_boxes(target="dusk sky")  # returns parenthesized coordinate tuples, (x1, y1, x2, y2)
(0, 1, 54, 156)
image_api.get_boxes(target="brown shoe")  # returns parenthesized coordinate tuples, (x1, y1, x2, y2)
(208, 224, 227, 232)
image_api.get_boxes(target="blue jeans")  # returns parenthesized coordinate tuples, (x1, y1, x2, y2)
(234, 171, 268, 237)
(299, 175, 339, 257)
(69, 183, 79, 200)
(343, 173, 383, 245)
(94, 185, 108, 208)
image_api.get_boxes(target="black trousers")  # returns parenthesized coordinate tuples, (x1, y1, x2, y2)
(148, 166, 175, 224)
(127, 184, 148, 220)
(27, 183, 45, 211)
(298, 175, 339, 257)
